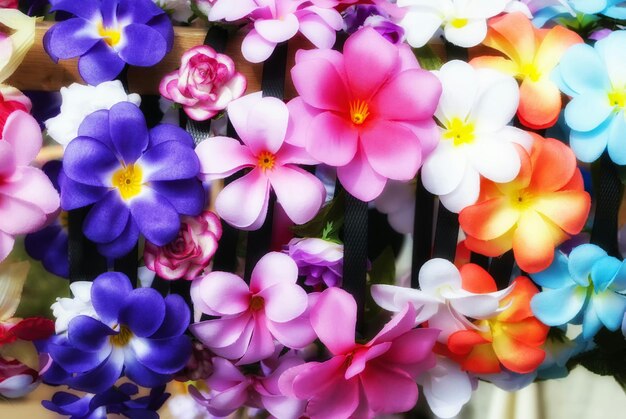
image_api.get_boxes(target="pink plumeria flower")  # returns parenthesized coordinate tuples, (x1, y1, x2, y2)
(195, 92, 325, 230)
(190, 252, 317, 365)
(209, 0, 343, 63)
(287, 27, 442, 201)
(279, 287, 439, 418)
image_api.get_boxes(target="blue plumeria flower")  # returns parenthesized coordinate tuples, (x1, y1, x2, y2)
(531, 244, 626, 340)
(532, 1, 626, 27)
(553, 31, 626, 165)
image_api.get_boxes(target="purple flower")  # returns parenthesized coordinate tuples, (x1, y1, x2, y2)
(60, 101, 204, 258)
(44, 0, 174, 85)
(286, 237, 343, 288)
(343, 5, 405, 45)
(41, 272, 192, 393)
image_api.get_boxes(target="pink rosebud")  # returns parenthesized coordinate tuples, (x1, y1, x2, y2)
(0, 1, 18, 8)
(160, 45, 247, 121)
(144, 211, 222, 281)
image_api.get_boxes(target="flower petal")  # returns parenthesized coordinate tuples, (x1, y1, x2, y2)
(310, 288, 356, 355)
(215, 169, 270, 230)
(193, 272, 250, 316)
(195, 136, 255, 181)
(305, 111, 358, 166)
(118, 288, 166, 337)
(512, 211, 564, 273)
(530, 285, 586, 326)
(129, 190, 180, 246)
(108, 102, 149, 164)
(336, 146, 387, 202)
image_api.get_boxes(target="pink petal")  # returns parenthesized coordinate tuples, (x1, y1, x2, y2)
(192, 271, 250, 315)
(291, 356, 347, 398)
(360, 364, 418, 414)
(397, 44, 421, 72)
(250, 251, 299, 293)
(0, 230, 15, 262)
(0, 166, 60, 215)
(212, 319, 255, 360)
(237, 313, 276, 365)
(0, 194, 46, 235)
(190, 314, 251, 349)
(2, 110, 41, 166)
(291, 58, 350, 113)
(305, 112, 358, 166)
(208, 357, 246, 389)
(298, 13, 337, 49)
(227, 92, 262, 140)
(285, 97, 322, 147)
(294, 48, 345, 73)
(0, 141, 15, 178)
(267, 312, 317, 349)
(345, 342, 392, 379)
(404, 119, 440, 157)
(268, 165, 325, 225)
(383, 328, 440, 367)
(254, 15, 299, 43)
(370, 304, 417, 344)
(216, 169, 271, 230)
(360, 119, 421, 180)
(344, 27, 399, 100)
(337, 146, 387, 202)
(310, 288, 357, 355)
(241, 29, 277, 63)
(242, 96, 289, 155)
(260, 282, 308, 323)
(276, 143, 319, 165)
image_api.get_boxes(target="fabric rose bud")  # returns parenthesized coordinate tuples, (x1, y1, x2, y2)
(286, 237, 343, 288)
(44, 0, 174, 85)
(160, 45, 247, 121)
(144, 211, 222, 281)
(196, 93, 325, 230)
(190, 252, 317, 365)
(60, 102, 205, 258)
(287, 27, 441, 201)
(40, 272, 192, 393)
(459, 134, 591, 273)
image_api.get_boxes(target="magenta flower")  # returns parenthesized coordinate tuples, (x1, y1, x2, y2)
(160, 45, 247, 121)
(144, 211, 222, 281)
(190, 252, 317, 365)
(279, 288, 439, 418)
(195, 93, 325, 230)
(287, 27, 441, 201)
(209, 0, 343, 63)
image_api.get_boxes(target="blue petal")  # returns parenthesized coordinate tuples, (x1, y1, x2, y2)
(91, 272, 134, 325)
(117, 0, 164, 24)
(68, 315, 116, 352)
(130, 335, 191, 375)
(531, 285, 587, 326)
(60, 175, 108, 211)
(590, 255, 622, 292)
(64, 136, 120, 187)
(607, 111, 626, 165)
(42, 231, 69, 278)
(558, 43, 610, 96)
(568, 244, 607, 286)
(44, 18, 99, 60)
(137, 140, 200, 182)
(129, 192, 180, 246)
(100, 0, 120, 28)
(108, 102, 149, 165)
(569, 119, 611, 164)
(69, 349, 124, 393)
(593, 291, 626, 331)
(582, 302, 603, 340)
(119, 24, 167, 67)
(50, 0, 100, 19)
(48, 338, 111, 374)
(97, 216, 140, 258)
(564, 93, 613, 133)
(148, 124, 194, 148)
(610, 260, 626, 291)
(77, 41, 126, 85)
(149, 179, 205, 216)
(123, 352, 172, 388)
(84, 191, 131, 243)
(118, 288, 166, 338)
(531, 251, 573, 289)
(147, 13, 175, 52)
(78, 109, 115, 152)
(25, 225, 61, 261)
(571, 0, 607, 13)
(150, 294, 190, 339)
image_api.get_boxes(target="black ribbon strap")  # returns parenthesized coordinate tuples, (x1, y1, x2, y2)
(591, 153, 623, 258)
(489, 250, 515, 289)
(343, 193, 368, 333)
(432, 203, 460, 261)
(411, 177, 434, 288)
(68, 208, 107, 283)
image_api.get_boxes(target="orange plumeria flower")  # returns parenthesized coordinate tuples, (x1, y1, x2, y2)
(470, 12, 582, 129)
(459, 134, 591, 274)
(447, 274, 549, 375)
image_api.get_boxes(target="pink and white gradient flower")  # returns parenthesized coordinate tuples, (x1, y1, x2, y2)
(195, 93, 325, 230)
(208, 0, 343, 63)
(287, 27, 442, 201)
(279, 287, 439, 418)
(144, 211, 222, 281)
(160, 45, 247, 121)
(190, 252, 317, 365)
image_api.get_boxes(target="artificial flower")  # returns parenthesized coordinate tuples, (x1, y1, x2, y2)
(531, 244, 626, 339)
(51, 281, 98, 334)
(285, 237, 343, 288)
(0, 1, 18, 8)
(0, 85, 31, 132)
(343, 4, 405, 45)
(175, 341, 213, 382)
(190, 252, 317, 364)
(44, 0, 174, 85)
(279, 287, 439, 419)
(0, 358, 40, 398)
(0, 8, 37, 83)
(60, 102, 204, 258)
(423, 60, 532, 213)
(372, 259, 513, 341)
(374, 180, 416, 235)
(208, 0, 343, 63)
(144, 210, 222, 281)
(447, 276, 549, 374)
(529, 0, 626, 25)
(194, 0, 216, 17)
(45, 81, 141, 148)
(287, 27, 441, 201)
(154, 0, 193, 22)
(41, 272, 192, 393)
(471, 12, 582, 129)
(196, 93, 325, 230)
(460, 134, 591, 273)
(553, 30, 626, 164)
(160, 45, 247, 121)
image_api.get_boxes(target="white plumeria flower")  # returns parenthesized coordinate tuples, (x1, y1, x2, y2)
(153, 0, 194, 22)
(418, 356, 475, 419)
(371, 258, 514, 342)
(398, 0, 509, 48)
(51, 281, 98, 334)
(422, 60, 532, 213)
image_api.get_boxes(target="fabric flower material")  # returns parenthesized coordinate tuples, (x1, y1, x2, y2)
(44, 0, 174, 85)
(0, 358, 39, 399)
(60, 101, 205, 258)
(153, 0, 193, 22)
(471, 12, 582, 129)
(459, 134, 591, 273)
(343, 5, 405, 45)
(423, 60, 532, 213)
(279, 287, 439, 419)
(160, 45, 247, 121)
(553, 30, 626, 164)
(196, 93, 325, 230)
(447, 276, 549, 374)
(0, 85, 31, 132)
(190, 252, 317, 365)
(531, 244, 626, 340)
(0, 8, 37, 83)
(51, 282, 98, 334)
(287, 27, 441, 201)
(144, 211, 222, 281)
(41, 272, 192, 393)
(285, 237, 343, 288)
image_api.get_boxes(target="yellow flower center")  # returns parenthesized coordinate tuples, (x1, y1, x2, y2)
(257, 151, 276, 171)
(112, 164, 143, 201)
(59, 211, 69, 231)
(98, 22, 122, 47)
(510, 190, 534, 210)
(450, 18, 468, 28)
(110, 325, 133, 347)
(520, 63, 541, 83)
(444, 117, 475, 146)
(250, 296, 265, 312)
(608, 89, 626, 109)
(349, 100, 370, 125)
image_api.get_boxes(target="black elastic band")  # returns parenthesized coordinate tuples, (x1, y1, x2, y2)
(411, 177, 434, 288)
(204, 25, 228, 53)
(432, 203, 460, 261)
(343, 193, 368, 334)
(68, 208, 107, 283)
(489, 250, 515, 289)
(591, 153, 623, 258)
(470, 252, 490, 270)
(113, 244, 138, 287)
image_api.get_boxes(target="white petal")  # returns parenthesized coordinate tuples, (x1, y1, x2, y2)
(466, 137, 522, 183)
(443, 18, 488, 48)
(438, 164, 480, 213)
(401, 10, 443, 48)
(421, 141, 467, 196)
(435, 60, 478, 124)
(418, 258, 462, 295)
(470, 70, 520, 132)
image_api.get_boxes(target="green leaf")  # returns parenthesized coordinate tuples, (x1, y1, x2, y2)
(368, 246, 396, 286)
(292, 191, 345, 240)
(414, 45, 443, 71)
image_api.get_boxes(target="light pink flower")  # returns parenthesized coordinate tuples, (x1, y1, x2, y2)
(160, 45, 247, 121)
(144, 211, 222, 281)
(190, 252, 317, 365)
(195, 93, 325, 230)
(0, 110, 60, 262)
(279, 287, 439, 419)
(209, 0, 343, 63)
(287, 27, 442, 201)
